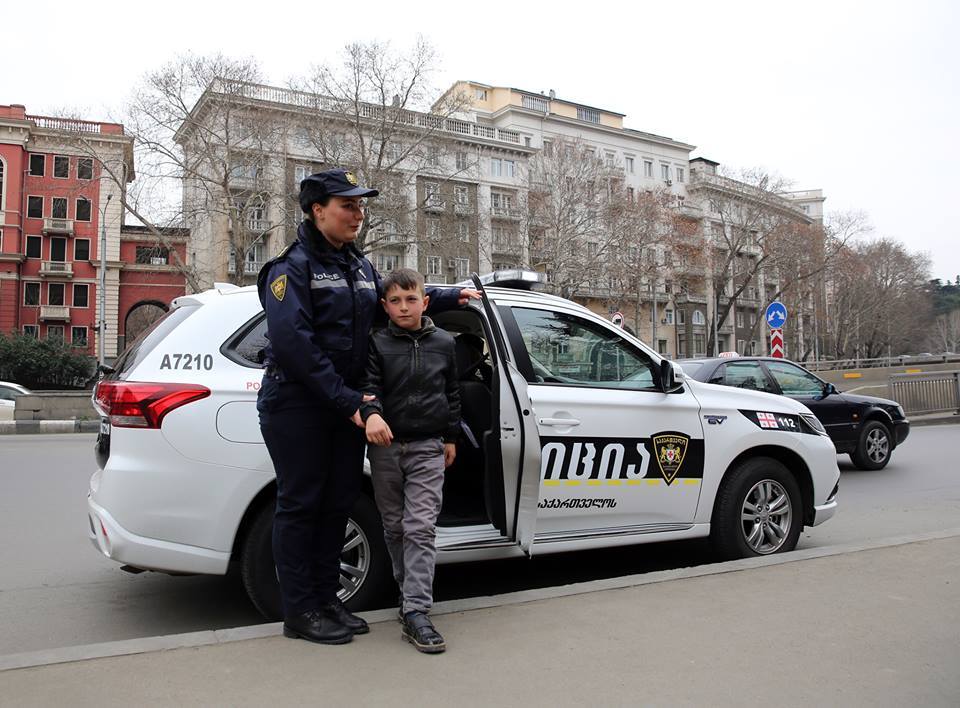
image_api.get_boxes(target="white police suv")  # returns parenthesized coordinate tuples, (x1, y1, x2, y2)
(89, 272, 839, 619)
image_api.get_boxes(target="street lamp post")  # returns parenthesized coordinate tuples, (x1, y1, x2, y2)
(97, 193, 112, 368)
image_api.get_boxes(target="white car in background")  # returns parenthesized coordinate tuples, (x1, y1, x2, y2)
(0, 381, 31, 421)
(88, 273, 839, 619)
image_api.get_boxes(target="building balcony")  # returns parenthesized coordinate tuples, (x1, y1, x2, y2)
(227, 261, 265, 275)
(39, 261, 74, 278)
(454, 202, 474, 216)
(492, 243, 521, 257)
(676, 293, 708, 305)
(40, 305, 70, 321)
(491, 207, 523, 221)
(43, 218, 74, 236)
(423, 196, 446, 213)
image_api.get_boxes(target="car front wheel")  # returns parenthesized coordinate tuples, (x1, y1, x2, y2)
(850, 420, 891, 470)
(240, 494, 392, 621)
(711, 457, 803, 560)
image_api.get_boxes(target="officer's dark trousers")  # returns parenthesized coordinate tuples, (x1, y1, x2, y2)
(259, 401, 364, 619)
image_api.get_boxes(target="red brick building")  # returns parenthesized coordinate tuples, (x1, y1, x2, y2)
(0, 104, 188, 360)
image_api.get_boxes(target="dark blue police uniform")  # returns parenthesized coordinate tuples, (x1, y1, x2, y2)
(256, 170, 461, 642)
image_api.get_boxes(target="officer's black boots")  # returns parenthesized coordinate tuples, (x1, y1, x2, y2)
(324, 599, 369, 634)
(282, 608, 354, 645)
(401, 611, 446, 654)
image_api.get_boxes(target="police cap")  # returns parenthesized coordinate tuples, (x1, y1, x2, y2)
(299, 169, 379, 213)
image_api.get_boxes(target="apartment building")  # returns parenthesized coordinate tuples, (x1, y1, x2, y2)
(0, 104, 187, 360)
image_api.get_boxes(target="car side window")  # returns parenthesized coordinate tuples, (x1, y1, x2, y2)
(0, 387, 17, 401)
(510, 307, 657, 390)
(222, 314, 269, 367)
(721, 362, 777, 393)
(765, 361, 823, 395)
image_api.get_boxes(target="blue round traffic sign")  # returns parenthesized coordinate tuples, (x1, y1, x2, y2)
(765, 302, 788, 329)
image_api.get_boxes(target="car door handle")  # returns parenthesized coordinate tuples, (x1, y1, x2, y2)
(539, 417, 581, 427)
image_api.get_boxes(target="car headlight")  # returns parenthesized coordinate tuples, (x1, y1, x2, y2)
(801, 413, 828, 436)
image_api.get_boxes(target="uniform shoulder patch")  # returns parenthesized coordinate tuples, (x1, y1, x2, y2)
(270, 274, 287, 301)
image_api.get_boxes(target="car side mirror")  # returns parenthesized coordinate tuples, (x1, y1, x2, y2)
(818, 382, 837, 400)
(658, 360, 684, 393)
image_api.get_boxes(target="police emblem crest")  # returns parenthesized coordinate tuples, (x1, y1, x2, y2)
(652, 433, 690, 485)
(345, 171, 359, 186)
(270, 274, 287, 301)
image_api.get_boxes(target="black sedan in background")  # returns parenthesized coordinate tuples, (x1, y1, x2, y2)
(680, 356, 910, 470)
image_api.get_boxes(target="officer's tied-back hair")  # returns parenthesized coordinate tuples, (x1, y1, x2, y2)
(382, 268, 425, 296)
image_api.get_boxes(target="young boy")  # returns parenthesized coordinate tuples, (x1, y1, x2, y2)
(360, 268, 461, 654)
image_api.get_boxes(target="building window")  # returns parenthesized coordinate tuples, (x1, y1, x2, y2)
(376, 254, 399, 272)
(736, 312, 744, 328)
(24, 282, 40, 306)
(23, 325, 38, 338)
(643, 160, 653, 178)
(625, 156, 634, 174)
(474, 88, 487, 101)
(693, 334, 705, 356)
(54, 156, 70, 179)
(73, 284, 89, 308)
(294, 165, 309, 184)
(454, 185, 469, 205)
(52, 198, 68, 219)
(455, 151, 468, 171)
(27, 196, 43, 219)
(577, 106, 600, 123)
(136, 246, 169, 264)
(426, 218, 440, 240)
(29, 154, 45, 176)
(693, 310, 705, 325)
(455, 258, 470, 278)
(676, 167, 685, 183)
(604, 152, 615, 167)
(26, 235, 42, 259)
(677, 310, 686, 325)
(77, 158, 93, 180)
(490, 158, 502, 177)
(76, 198, 92, 222)
(677, 337, 686, 357)
(491, 191, 513, 214)
(661, 164, 671, 181)
(427, 256, 441, 276)
(74, 239, 90, 261)
(47, 325, 65, 342)
(542, 139, 553, 156)
(665, 310, 674, 325)
(71, 327, 88, 347)
(457, 221, 470, 242)
(48, 283, 65, 306)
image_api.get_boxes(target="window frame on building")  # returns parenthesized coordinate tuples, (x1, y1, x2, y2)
(52, 197, 68, 219)
(624, 156, 635, 174)
(75, 198, 92, 222)
(48, 282, 66, 306)
(675, 166, 685, 183)
(27, 195, 43, 219)
(53, 155, 70, 179)
(455, 257, 470, 278)
(23, 325, 39, 338)
(24, 281, 41, 307)
(77, 158, 94, 180)
(74, 239, 90, 261)
(71, 326, 88, 347)
(73, 283, 90, 308)
(661, 163, 671, 181)
(29, 154, 45, 177)
(47, 324, 65, 341)
(427, 255, 441, 276)
(643, 160, 653, 178)
(26, 235, 42, 259)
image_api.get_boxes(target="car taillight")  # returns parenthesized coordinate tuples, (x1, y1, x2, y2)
(93, 381, 210, 429)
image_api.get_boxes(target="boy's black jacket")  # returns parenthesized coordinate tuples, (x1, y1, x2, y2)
(360, 317, 461, 442)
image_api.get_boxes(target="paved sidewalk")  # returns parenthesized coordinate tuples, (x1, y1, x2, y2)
(1, 534, 957, 707)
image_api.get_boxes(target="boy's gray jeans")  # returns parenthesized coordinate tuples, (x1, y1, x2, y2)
(367, 437, 445, 615)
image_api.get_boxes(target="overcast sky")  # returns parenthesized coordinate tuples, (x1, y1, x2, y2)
(6, 0, 957, 281)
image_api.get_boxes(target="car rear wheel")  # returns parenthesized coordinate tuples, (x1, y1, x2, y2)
(850, 420, 891, 470)
(711, 457, 803, 560)
(240, 494, 392, 621)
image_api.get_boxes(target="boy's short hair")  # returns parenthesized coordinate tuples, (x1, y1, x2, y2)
(382, 268, 425, 296)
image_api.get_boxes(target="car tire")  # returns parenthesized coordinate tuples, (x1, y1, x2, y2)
(240, 494, 392, 621)
(850, 420, 891, 470)
(711, 457, 803, 560)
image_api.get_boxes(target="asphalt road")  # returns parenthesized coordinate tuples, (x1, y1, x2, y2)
(1, 425, 958, 656)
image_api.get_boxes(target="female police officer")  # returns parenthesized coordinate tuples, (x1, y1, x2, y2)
(256, 169, 478, 645)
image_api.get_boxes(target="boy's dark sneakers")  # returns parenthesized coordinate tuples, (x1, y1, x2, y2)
(401, 611, 446, 654)
(282, 609, 353, 645)
(324, 598, 369, 634)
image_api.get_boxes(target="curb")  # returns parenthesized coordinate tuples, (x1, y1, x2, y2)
(2, 527, 959, 673)
(0, 419, 99, 435)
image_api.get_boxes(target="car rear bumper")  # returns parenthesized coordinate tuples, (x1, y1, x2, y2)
(87, 475, 230, 575)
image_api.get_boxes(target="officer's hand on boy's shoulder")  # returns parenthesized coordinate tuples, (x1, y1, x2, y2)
(444, 442, 456, 468)
(365, 414, 393, 447)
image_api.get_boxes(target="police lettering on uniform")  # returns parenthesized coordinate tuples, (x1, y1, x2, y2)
(256, 169, 478, 645)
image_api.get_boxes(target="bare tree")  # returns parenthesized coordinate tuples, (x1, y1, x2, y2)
(526, 137, 637, 299)
(290, 38, 476, 257)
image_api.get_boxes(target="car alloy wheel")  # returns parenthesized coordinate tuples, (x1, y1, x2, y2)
(740, 479, 793, 555)
(338, 518, 371, 601)
(864, 426, 890, 465)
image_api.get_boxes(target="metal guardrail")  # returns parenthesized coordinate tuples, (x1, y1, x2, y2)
(889, 371, 960, 415)
(808, 354, 960, 372)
